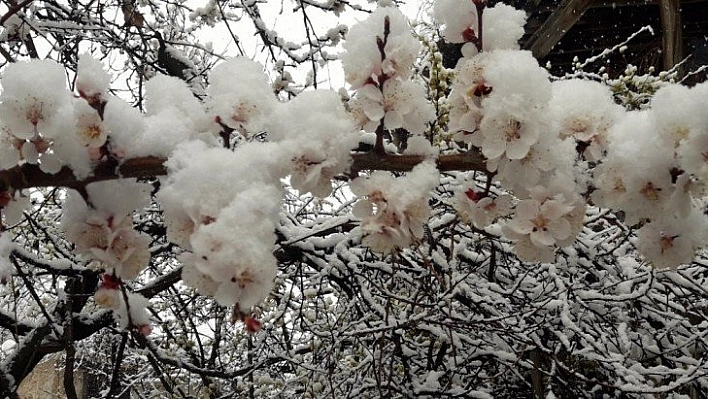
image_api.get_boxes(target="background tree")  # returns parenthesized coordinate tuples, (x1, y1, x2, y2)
(1, 1, 708, 399)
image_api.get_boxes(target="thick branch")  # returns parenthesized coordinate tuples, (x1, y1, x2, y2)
(0, 156, 168, 192)
(0, 151, 487, 192)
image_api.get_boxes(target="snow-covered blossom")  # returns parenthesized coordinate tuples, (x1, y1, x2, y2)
(482, 4, 527, 51)
(448, 50, 552, 175)
(493, 133, 575, 195)
(454, 187, 512, 228)
(636, 212, 707, 269)
(434, 0, 480, 45)
(503, 185, 585, 261)
(351, 162, 439, 253)
(478, 110, 542, 161)
(95, 274, 152, 334)
(672, 83, 708, 186)
(205, 58, 277, 136)
(447, 56, 487, 140)
(62, 181, 151, 280)
(549, 80, 625, 161)
(180, 186, 280, 310)
(341, 6, 420, 88)
(593, 112, 677, 225)
(434, 1, 526, 57)
(159, 141, 284, 311)
(267, 90, 360, 197)
(0, 59, 71, 139)
(57, 100, 108, 148)
(159, 141, 285, 238)
(76, 54, 111, 107)
(114, 75, 213, 158)
(350, 79, 435, 135)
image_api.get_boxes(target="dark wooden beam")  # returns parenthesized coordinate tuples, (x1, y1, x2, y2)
(523, 0, 594, 59)
(659, 0, 683, 71)
(590, 0, 706, 8)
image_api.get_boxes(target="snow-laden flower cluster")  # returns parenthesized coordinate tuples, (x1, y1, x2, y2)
(341, 6, 419, 89)
(434, 0, 526, 58)
(266, 90, 360, 197)
(588, 82, 708, 268)
(351, 162, 439, 253)
(343, 6, 435, 139)
(159, 140, 284, 311)
(0, 60, 71, 175)
(205, 58, 278, 137)
(451, 51, 552, 164)
(62, 180, 151, 280)
(548, 80, 625, 161)
(3, 1, 708, 334)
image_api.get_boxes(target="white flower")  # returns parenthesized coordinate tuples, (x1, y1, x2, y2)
(479, 112, 540, 161)
(0, 59, 71, 139)
(65, 211, 150, 280)
(506, 198, 572, 247)
(212, 262, 277, 310)
(454, 188, 512, 228)
(549, 80, 624, 161)
(74, 101, 107, 148)
(0, 127, 22, 169)
(351, 162, 438, 253)
(1, 192, 30, 226)
(502, 185, 585, 260)
(636, 213, 706, 269)
(290, 152, 338, 198)
(180, 254, 219, 296)
(353, 80, 434, 135)
(353, 196, 427, 252)
(94, 287, 120, 309)
(341, 7, 420, 88)
(90, 227, 151, 280)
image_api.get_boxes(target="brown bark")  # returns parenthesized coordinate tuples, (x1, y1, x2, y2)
(0, 150, 488, 193)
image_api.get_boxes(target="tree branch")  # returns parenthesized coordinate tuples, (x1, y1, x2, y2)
(0, 150, 488, 192)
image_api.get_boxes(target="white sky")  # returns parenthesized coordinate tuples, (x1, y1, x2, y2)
(191, 0, 434, 91)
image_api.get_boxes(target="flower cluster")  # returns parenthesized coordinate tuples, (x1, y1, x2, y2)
(159, 141, 282, 311)
(62, 180, 152, 280)
(343, 6, 435, 140)
(351, 162, 439, 253)
(434, 0, 526, 58)
(266, 90, 360, 197)
(60, 181, 153, 333)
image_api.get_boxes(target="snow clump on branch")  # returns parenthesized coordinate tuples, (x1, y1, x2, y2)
(159, 140, 284, 311)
